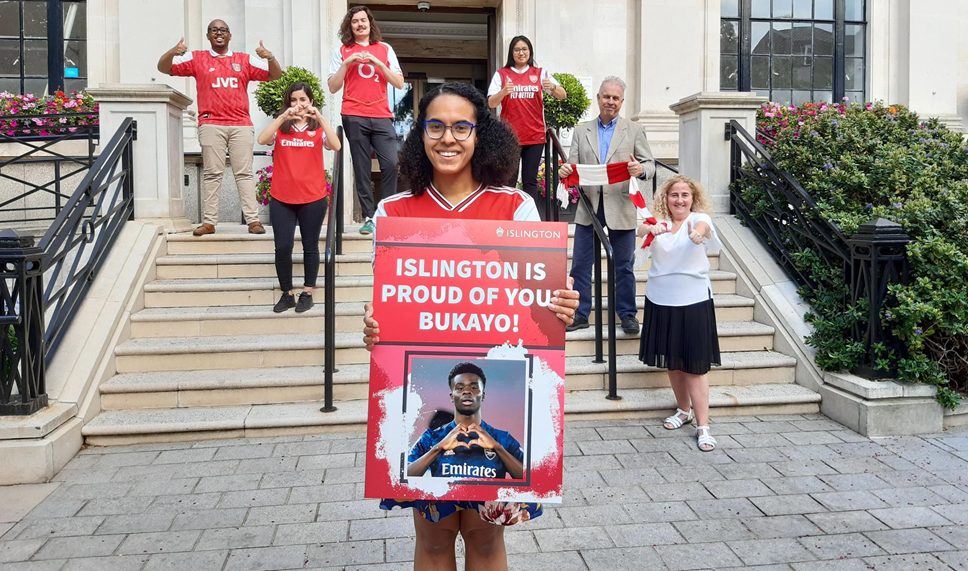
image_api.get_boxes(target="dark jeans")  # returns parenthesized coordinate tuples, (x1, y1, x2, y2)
(270, 197, 328, 292)
(569, 201, 637, 321)
(509, 143, 546, 218)
(342, 115, 398, 220)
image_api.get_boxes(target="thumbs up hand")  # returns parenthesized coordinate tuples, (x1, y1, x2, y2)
(255, 40, 273, 60)
(171, 37, 188, 56)
(627, 153, 643, 178)
(688, 220, 704, 245)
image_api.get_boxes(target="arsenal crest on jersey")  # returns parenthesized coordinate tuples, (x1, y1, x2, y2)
(529, 74, 539, 83)
(231, 63, 242, 72)
(307, 130, 316, 138)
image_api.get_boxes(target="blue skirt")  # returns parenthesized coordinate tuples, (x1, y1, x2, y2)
(380, 499, 543, 526)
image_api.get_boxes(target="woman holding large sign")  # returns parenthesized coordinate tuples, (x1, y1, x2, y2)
(362, 82, 578, 571)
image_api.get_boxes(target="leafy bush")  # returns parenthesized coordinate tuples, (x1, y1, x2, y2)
(744, 99, 968, 407)
(0, 91, 98, 136)
(543, 73, 590, 131)
(254, 66, 325, 118)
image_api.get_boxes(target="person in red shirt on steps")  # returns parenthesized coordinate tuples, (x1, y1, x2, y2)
(487, 36, 566, 219)
(157, 19, 283, 236)
(256, 82, 340, 314)
(327, 6, 404, 236)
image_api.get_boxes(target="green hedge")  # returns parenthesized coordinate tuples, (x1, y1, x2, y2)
(254, 66, 326, 118)
(746, 100, 968, 408)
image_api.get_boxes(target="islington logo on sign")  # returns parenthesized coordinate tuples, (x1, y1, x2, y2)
(365, 217, 568, 504)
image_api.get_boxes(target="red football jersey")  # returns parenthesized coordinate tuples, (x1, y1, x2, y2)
(498, 67, 546, 145)
(375, 185, 538, 222)
(269, 126, 328, 204)
(339, 42, 393, 119)
(171, 50, 269, 126)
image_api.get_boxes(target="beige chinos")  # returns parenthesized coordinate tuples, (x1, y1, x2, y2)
(198, 124, 261, 225)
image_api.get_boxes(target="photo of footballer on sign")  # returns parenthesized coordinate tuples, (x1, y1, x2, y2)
(365, 217, 567, 504)
(405, 357, 528, 482)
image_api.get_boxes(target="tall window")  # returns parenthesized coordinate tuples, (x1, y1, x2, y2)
(721, 0, 866, 105)
(0, 0, 87, 95)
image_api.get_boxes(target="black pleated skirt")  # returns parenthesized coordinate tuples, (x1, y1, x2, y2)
(638, 295, 721, 375)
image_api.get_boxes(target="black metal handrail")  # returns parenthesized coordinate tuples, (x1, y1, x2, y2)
(0, 113, 99, 223)
(546, 129, 619, 400)
(653, 159, 679, 195)
(727, 120, 849, 290)
(1, 118, 135, 414)
(321, 126, 344, 414)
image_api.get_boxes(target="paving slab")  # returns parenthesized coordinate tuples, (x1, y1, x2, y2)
(0, 416, 964, 571)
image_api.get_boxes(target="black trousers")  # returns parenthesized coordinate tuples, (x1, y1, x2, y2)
(508, 143, 546, 220)
(270, 196, 328, 292)
(342, 115, 398, 220)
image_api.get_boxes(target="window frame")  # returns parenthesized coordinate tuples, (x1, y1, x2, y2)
(722, 0, 866, 104)
(0, 0, 87, 95)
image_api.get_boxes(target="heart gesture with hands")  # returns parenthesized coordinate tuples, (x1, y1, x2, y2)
(439, 424, 497, 451)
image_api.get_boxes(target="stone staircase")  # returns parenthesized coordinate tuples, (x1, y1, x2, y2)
(81, 225, 819, 445)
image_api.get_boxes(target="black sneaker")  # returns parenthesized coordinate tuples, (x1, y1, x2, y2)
(295, 291, 314, 313)
(621, 315, 640, 334)
(566, 317, 589, 332)
(273, 292, 295, 313)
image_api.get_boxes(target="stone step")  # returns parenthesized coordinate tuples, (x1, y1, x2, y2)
(128, 294, 754, 339)
(99, 351, 796, 411)
(115, 316, 775, 373)
(166, 227, 374, 255)
(81, 383, 819, 445)
(155, 253, 373, 279)
(565, 320, 776, 356)
(142, 270, 738, 308)
(565, 352, 796, 391)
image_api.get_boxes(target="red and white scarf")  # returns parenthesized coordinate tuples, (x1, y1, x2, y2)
(557, 162, 660, 267)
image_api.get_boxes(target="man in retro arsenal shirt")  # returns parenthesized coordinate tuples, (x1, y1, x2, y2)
(407, 362, 525, 481)
(327, 6, 404, 237)
(158, 19, 282, 236)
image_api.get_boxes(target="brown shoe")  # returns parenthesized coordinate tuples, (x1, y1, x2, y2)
(193, 223, 215, 236)
(248, 221, 266, 234)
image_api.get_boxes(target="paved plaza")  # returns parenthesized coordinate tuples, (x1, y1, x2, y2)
(1, 414, 967, 570)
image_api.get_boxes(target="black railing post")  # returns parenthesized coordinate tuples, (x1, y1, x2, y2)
(0, 230, 48, 415)
(847, 218, 911, 379)
(321, 127, 344, 414)
(548, 136, 560, 223)
(543, 138, 552, 222)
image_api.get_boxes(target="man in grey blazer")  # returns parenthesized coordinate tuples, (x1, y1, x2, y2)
(559, 76, 655, 333)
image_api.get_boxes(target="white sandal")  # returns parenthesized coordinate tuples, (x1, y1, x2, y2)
(696, 425, 717, 452)
(663, 408, 694, 430)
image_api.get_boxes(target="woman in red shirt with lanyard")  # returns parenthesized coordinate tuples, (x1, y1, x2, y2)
(257, 82, 340, 313)
(328, 6, 404, 236)
(487, 36, 566, 219)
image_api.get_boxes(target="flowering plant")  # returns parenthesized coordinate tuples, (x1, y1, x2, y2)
(0, 91, 98, 137)
(737, 98, 968, 406)
(255, 151, 332, 205)
(521, 159, 579, 204)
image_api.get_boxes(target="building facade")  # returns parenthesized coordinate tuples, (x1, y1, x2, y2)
(3, 0, 967, 172)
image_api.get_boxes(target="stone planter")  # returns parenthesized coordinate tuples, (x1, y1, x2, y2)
(819, 371, 945, 437)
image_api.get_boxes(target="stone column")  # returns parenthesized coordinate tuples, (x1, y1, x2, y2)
(669, 92, 767, 214)
(87, 84, 194, 232)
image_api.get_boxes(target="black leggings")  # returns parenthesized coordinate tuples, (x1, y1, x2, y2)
(509, 143, 547, 219)
(270, 196, 328, 292)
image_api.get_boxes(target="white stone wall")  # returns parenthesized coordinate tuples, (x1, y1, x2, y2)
(81, 0, 968, 169)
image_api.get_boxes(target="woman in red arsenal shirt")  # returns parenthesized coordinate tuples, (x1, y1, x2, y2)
(257, 83, 340, 313)
(362, 83, 579, 571)
(487, 36, 566, 219)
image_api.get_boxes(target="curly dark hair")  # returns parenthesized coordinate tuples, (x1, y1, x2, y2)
(399, 83, 520, 195)
(338, 6, 382, 46)
(447, 362, 486, 389)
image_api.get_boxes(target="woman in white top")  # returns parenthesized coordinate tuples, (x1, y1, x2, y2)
(637, 175, 722, 451)
(486, 36, 566, 219)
